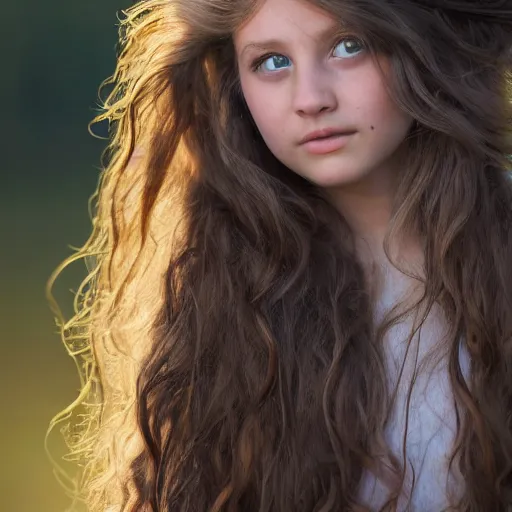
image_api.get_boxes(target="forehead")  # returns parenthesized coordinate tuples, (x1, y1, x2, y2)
(234, 0, 340, 48)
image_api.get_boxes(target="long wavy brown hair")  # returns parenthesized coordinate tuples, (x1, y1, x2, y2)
(45, 0, 512, 510)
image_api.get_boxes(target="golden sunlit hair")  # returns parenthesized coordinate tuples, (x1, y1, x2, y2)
(46, 0, 512, 510)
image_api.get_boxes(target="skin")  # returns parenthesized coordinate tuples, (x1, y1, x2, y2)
(234, 0, 414, 258)
(234, 6, 464, 508)
(233, 5, 459, 507)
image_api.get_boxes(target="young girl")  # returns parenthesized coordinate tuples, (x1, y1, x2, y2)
(46, 0, 512, 510)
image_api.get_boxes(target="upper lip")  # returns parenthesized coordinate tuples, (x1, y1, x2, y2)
(299, 127, 356, 145)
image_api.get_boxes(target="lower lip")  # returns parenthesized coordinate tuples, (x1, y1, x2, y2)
(301, 133, 355, 155)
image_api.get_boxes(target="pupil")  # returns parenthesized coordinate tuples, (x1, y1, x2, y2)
(346, 40, 360, 53)
(273, 56, 288, 68)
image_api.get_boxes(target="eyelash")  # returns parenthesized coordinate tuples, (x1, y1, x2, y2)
(249, 36, 365, 73)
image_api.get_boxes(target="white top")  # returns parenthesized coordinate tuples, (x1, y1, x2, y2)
(358, 270, 471, 510)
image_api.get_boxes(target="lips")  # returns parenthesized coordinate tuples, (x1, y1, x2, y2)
(299, 128, 357, 145)
(299, 130, 356, 155)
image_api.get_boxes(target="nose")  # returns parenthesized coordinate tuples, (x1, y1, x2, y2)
(292, 64, 338, 117)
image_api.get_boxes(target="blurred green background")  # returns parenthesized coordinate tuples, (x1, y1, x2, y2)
(5, 2, 127, 511)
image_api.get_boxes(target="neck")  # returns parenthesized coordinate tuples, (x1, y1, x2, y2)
(327, 170, 396, 260)
(325, 166, 424, 299)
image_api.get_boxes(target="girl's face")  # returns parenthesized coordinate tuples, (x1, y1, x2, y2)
(234, 0, 413, 191)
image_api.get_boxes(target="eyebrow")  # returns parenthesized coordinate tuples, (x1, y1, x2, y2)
(240, 23, 345, 59)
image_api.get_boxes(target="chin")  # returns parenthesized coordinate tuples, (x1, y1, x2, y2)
(303, 166, 369, 189)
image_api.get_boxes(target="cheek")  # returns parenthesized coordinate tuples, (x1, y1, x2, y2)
(352, 66, 412, 134)
(246, 100, 288, 156)
(245, 95, 279, 135)
(240, 79, 287, 145)
(354, 80, 412, 140)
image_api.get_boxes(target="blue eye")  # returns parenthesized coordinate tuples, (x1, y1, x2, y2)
(258, 54, 291, 72)
(332, 38, 365, 59)
(251, 36, 365, 73)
